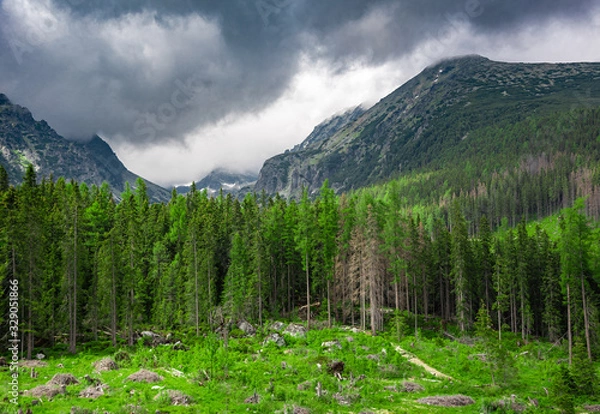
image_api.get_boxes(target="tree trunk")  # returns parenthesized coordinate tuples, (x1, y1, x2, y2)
(305, 250, 310, 330)
(566, 282, 572, 365)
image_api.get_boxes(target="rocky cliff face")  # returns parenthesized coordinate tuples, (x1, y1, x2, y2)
(254, 55, 600, 198)
(0, 93, 170, 202)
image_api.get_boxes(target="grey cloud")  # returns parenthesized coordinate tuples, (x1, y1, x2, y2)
(0, 0, 598, 145)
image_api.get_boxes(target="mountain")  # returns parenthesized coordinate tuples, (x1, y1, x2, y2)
(0, 93, 170, 202)
(176, 168, 258, 196)
(254, 55, 600, 198)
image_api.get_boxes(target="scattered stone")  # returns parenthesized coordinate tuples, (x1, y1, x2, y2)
(238, 320, 256, 336)
(264, 332, 286, 347)
(283, 323, 307, 338)
(140, 331, 169, 346)
(366, 354, 380, 361)
(346, 336, 354, 342)
(297, 380, 312, 391)
(154, 389, 193, 406)
(19, 360, 47, 368)
(281, 361, 288, 369)
(584, 405, 600, 412)
(417, 395, 475, 407)
(126, 369, 163, 383)
(165, 367, 185, 378)
(284, 349, 294, 355)
(402, 381, 425, 392)
(244, 391, 260, 404)
(384, 385, 398, 392)
(172, 341, 189, 351)
(293, 406, 310, 414)
(79, 384, 109, 399)
(48, 373, 79, 386)
(270, 321, 286, 332)
(24, 384, 66, 398)
(57, 363, 64, 368)
(321, 340, 342, 351)
(36, 353, 45, 360)
(333, 393, 356, 406)
(93, 357, 118, 372)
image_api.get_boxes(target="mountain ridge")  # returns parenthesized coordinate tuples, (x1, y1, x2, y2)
(254, 55, 600, 198)
(0, 93, 170, 202)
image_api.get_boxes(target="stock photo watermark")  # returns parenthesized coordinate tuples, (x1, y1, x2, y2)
(7, 278, 20, 405)
(255, 0, 294, 28)
(133, 73, 211, 141)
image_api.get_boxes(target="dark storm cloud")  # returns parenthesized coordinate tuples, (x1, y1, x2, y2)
(0, 0, 597, 144)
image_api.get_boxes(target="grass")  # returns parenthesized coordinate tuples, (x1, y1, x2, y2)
(1, 320, 599, 413)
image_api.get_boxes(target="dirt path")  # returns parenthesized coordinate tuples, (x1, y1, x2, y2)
(393, 344, 454, 381)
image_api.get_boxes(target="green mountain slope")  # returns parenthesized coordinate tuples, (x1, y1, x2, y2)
(0, 93, 170, 202)
(254, 55, 600, 198)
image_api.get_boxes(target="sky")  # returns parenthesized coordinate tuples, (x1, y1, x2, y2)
(1, 0, 600, 187)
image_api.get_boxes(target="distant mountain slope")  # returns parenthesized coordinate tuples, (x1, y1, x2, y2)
(0, 93, 170, 202)
(176, 168, 258, 196)
(254, 55, 600, 198)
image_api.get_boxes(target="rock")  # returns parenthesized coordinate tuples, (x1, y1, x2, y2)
(79, 384, 108, 399)
(366, 354, 380, 361)
(417, 395, 475, 407)
(48, 373, 79, 386)
(126, 369, 163, 383)
(270, 321, 287, 332)
(24, 384, 66, 398)
(283, 323, 307, 338)
(293, 407, 310, 414)
(244, 391, 260, 404)
(264, 333, 286, 347)
(36, 353, 45, 360)
(140, 331, 167, 345)
(93, 357, 118, 372)
(346, 336, 354, 342)
(172, 341, 189, 351)
(154, 389, 193, 406)
(402, 381, 425, 392)
(333, 393, 356, 406)
(584, 405, 600, 412)
(19, 360, 47, 368)
(321, 340, 342, 351)
(238, 320, 256, 336)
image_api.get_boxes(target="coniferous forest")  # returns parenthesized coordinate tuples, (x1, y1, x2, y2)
(1, 108, 600, 412)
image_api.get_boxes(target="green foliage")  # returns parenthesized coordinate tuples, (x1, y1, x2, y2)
(552, 364, 576, 414)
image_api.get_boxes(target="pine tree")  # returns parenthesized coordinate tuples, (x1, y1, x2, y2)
(316, 180, 338, 328)
(295, 188, 315, 329)
(450, 202, 471, 332)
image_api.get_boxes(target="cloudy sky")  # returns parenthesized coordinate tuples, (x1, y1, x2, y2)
(1, 0, 600, 187)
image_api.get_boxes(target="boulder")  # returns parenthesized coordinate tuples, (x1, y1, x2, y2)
(238, 320, 256, 336)
(264, 333, 286, 347)
(283, 323, 307, 338)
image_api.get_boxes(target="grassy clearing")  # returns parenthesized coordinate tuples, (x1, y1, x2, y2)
(1, 320, 599, 413)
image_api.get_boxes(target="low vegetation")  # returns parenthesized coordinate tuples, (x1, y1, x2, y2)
(1, 317, 598, 413)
